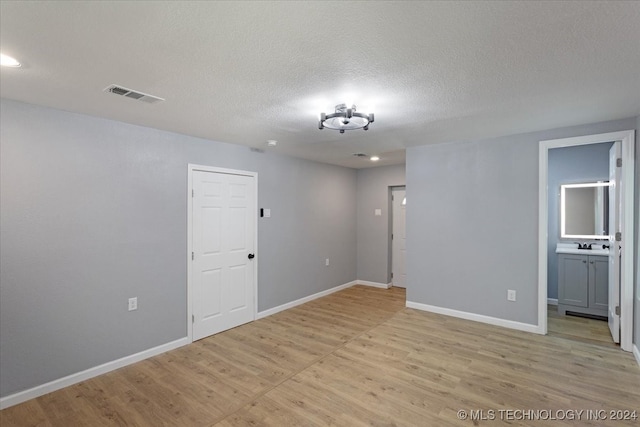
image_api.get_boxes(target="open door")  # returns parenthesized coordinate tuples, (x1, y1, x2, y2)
(607, 141, 621, 344)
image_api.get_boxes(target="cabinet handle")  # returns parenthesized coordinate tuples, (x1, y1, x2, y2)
(582, 260, 587, 264)
(590, 261, 594, 264)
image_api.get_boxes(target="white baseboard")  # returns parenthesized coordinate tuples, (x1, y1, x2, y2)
(633, 344, 640, 368)
(357, 280, 392, 289)
(406, 301, 541, 334)
(255, 279, 394, 320)
(547, 298, 558, 306)
(0, 337, 189, 410)
(256, 280, 358, 320)
(2, 281, 390, 409)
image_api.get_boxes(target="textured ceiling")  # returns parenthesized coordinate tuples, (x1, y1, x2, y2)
(1, 1, 639, 168)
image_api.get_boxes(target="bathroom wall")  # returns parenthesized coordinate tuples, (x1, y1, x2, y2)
(547, 142, 613, 300)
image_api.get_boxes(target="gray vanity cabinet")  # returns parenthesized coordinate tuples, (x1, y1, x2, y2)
(557, 254, 608, 317)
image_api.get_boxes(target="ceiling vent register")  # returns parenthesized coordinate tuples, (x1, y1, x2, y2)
(103, 84, 164, 104)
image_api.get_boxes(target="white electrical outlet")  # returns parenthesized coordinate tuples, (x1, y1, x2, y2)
(507, 290, 516, 302)
(128, 297, 138, 311)
(325, 258, 330, 266)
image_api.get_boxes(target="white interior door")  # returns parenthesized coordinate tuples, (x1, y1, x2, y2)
(392, 189, 407, 288)
(192, 170, 255, 341)
(608, 142, 621, 344)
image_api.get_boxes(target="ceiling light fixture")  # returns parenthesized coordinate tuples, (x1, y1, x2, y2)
(0, 53, 21, 67)
(318, 103, 374, 134)
(266, 139, 277, 147)
(370, 156, 380, 162)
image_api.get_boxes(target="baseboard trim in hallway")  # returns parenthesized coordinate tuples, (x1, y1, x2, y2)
(256, 279, 391, 320)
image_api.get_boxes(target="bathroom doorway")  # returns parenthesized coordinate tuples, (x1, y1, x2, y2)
(538, 130, 635, 351)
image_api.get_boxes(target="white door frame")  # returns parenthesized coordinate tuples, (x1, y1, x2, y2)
(537, 130, 635, 351)
(187, 164, 258, 343)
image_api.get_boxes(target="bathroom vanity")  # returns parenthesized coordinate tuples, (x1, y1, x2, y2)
(556, 245, 608, 317)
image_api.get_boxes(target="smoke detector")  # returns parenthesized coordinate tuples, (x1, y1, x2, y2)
(103, 84, 164, 104)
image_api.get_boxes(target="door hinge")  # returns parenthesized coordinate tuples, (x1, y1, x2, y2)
(615, 306, 620, 316)
(392, 195, 394, 201)
(391, 233, 394, 240)
(615, 232, 622, 242)
(192, 314, 195, 323)
(192, 251, 195, 260)
(391, 272, 394, 278)
(192, 189, 195, 197)
(616, 158, 622, 167)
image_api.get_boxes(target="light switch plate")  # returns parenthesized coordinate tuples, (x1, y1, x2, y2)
(375, 209, 382, 216)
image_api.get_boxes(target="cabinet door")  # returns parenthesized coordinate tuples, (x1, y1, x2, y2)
(589, 256, 608, 311)
(558, 254, 588, 307)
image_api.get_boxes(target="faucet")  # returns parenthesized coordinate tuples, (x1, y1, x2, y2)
(574, 242, 592, 250)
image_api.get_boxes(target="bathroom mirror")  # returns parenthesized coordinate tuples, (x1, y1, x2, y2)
(560, 182, 610, 239)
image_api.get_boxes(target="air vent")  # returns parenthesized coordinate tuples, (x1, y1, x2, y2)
(103, 84, 164, 104)
(352, 153, 368, 157)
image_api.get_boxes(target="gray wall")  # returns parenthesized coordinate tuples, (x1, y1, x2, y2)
(0, 99, 357, 397)
(547, 143, 612, 299)
(406, 117, 638, 326)
(356, 164, 406, 283)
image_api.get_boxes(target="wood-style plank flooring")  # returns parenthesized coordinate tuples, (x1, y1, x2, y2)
(2, 285, 639, 426)
(547, 304, 615, 347)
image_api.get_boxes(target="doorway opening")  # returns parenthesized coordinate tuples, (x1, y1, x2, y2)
(546, 142, 613, 346)
(538, 130, 635, 351)
(390, 186, 406, 288)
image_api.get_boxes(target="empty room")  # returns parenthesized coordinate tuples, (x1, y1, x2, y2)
(1, 1, 640, 426)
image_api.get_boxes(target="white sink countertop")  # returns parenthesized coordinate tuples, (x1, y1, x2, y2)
(555, 242, 610, 256)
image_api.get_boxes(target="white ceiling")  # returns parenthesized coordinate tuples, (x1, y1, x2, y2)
(1, 1, 639, 169)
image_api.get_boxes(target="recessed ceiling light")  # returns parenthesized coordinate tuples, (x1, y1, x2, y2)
(370, 156, 380, 161)
(0, 53, 21, 67)
(266, 140, 277, 147)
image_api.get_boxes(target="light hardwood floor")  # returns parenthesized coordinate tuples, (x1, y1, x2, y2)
(2, 285, 639, 426)
(547, 304, 615, 347)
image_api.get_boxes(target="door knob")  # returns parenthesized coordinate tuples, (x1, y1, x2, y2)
(248, 253, 255, 259)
